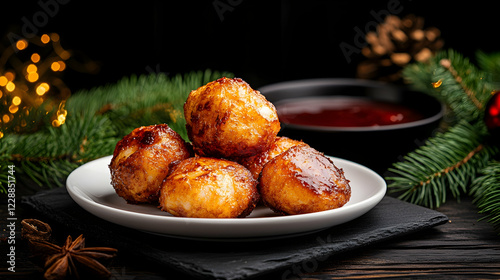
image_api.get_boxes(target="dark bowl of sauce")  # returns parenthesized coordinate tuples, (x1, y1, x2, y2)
(259, 78, 444, 174)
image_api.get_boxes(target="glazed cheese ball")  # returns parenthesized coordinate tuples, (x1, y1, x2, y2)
(109, 124, 192, 204)
(159, 157, 259, 218)
(184, 77, 280, 158)
(238, 136, 305, 181)
(259, 144, 351, 215)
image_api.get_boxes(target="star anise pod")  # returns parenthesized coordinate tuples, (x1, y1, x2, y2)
(30, 234, 118, 280)
(21, 219, 52, 242)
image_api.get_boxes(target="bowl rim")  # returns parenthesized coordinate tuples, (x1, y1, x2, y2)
(259, 78, 445, 132)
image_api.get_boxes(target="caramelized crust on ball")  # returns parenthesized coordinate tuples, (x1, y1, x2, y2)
(159, 157, 259, 218)
(109, 124, 192, 204)
(259, 144, 351, 215)
(184, 77, 280, 158)
(238, 136, 306, 181)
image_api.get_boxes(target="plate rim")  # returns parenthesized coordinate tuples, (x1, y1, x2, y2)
(66, 155, 386, 240)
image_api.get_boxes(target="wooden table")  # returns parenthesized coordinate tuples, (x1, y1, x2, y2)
(2, 194, 500, 279)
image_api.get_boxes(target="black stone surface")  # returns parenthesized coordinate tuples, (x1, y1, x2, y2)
(22, 188, 448, 280)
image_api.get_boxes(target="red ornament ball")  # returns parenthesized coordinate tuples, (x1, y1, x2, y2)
(485, 90, 500, 138)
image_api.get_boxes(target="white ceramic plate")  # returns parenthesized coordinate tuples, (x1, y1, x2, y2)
(66, 155, 386, 241)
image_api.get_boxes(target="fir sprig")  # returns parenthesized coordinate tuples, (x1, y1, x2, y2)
(387, 120, 498, 208)
(388, 49, 500, 230)
(403, 49, 494, 122)
(476, 50, 500, 85)
(470, 161, 500, 230)
(0, 70, 232, 190)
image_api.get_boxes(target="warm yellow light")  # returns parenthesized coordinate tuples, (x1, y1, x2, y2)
(51, 61, 61, 71)
(52, 119, 60, 127)
(57, 113, 66, 123)
(27, 72, 39, 83)
(9, 105, 19, 114)
(12, 96, 21, 106)
(16, 39, 28, 50)
(53, 101, 68, 126)
(0, 76, 7, 86)
(51, 61, 67, 71)
(6, 81, 15, 92)
(41, 82, 50, 90)
(432, 79, 443, 88)
(36, 83, 50, 95)
(26, 64, 37, 73)
(41, 34, 50, 44)
(3, 114, 10, 123)
(31, 53, 41, 63)
(57, 61, 66, 71)
(0, 131, 3, 139)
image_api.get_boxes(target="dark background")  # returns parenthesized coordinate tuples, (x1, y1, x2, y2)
(1, 0, 497, 91)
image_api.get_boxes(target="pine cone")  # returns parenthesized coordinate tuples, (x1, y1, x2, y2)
(356, 14, 444, 82)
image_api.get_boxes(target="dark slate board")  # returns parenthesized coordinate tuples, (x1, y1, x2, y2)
(22, 187, 448, 280)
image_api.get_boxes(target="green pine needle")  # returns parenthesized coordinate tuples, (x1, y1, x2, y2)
(470, 161, 500, 230)
(403, 49, 494, 123)
(476, 50, 500, 85)
(389, 49, 500, 232)
(386, 120, 498, 208)
(0, 70, 232, 190)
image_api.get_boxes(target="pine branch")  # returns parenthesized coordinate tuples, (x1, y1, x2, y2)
(0, 70, 232, 190)
(470, 160, 500, 231)
(476, 50, 500, 85)
(386, 120, 499, 208)
(389, 49, 500, 231)
(403, 49, 494, 123)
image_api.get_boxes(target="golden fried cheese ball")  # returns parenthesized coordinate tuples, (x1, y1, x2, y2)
(259, 144, 351, 215)
(159, 157, 259, 218)
(184, 77, 280, 158)
(109, 124, 192, 204)
(238, 136, 305, 181)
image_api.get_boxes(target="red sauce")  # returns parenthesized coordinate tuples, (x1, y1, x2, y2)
(276, 97, 424, 127)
